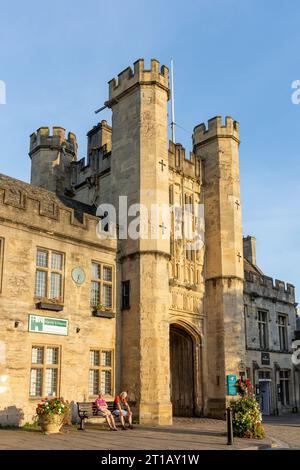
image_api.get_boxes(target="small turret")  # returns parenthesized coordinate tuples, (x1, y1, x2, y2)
(87, 120, 112, 165)
(29, 127, 77, 195)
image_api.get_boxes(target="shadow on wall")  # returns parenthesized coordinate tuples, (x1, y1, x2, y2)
(70, 400, 80, 424)
(0, 403, 80, 427)
(0, 406, 24, 427)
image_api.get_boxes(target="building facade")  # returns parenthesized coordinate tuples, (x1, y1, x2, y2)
(243, 236, 299, 415)
(0, 58, 298, 426)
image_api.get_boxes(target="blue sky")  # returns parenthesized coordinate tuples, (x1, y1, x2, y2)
(0, 0, 299, 294)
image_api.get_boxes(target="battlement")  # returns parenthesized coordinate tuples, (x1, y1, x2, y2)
(193, 116, 239, 147)
(0, 173, 116, 252)
(244, 270, 296, 304)
(108, 58, 169, 103)
(29, 127, 77, 158)
(168, 141, 201, 180)
(87, 120, 112, 156)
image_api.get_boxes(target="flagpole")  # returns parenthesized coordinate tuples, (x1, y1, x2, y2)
(170, 58, 176, 143)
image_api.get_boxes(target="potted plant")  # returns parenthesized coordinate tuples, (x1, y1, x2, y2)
(92, 303, 115, 318)
(235, 378, 252, 397)
(36, 397, 70, 434)
(94, 302, 106, 312)
(230, 379, 265, 439)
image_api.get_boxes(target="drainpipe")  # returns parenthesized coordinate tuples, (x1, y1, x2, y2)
(292, 366, 298, 413)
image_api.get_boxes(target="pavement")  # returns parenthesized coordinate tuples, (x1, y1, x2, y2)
(0, 417, 276, 451)
(262, 414, 300, 449)
(0, 414, 299, 450)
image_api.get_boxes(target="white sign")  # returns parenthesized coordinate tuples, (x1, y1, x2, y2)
(28, 314, 68, 336)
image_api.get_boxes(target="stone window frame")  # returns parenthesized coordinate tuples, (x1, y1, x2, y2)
(90, 261, 114, 310)
(277, 313, 289, 352)
(195, 157, 201, 178)
(258, 369, 271, 380)
(257, 309, 269, 351)
(184, 193, 194, 213)
(184, 193, 196, 256)
(29, 344, 61, 399)
(0, 237, 4, 293)
(121, 280, 130, 310)
(279, 369, 291, 406)
(88, 348, 114, 398)
(34, 247, 65, 303)
(169, 185, 174, 205)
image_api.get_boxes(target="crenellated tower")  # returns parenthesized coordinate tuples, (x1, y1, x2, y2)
(29, 127, 77, 194)
(106, 59, 172, 425)
(193, 116, 246, 417)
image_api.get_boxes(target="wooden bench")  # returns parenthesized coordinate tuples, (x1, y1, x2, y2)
(77, 401, 116, 430)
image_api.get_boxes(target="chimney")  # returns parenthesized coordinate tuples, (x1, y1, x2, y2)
(243, 236, 257, 266)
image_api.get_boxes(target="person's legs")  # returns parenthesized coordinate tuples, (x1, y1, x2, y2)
(109, 413, 118, 430)
(105, 415, 114, 429)
(113, 410, 126, 429)
(127, 411, 133, 429)
(120, 410, 127, 430)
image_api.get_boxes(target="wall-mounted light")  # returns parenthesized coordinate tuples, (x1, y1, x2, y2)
(76, 327, 80, 333)
(14, 321, 21, 328)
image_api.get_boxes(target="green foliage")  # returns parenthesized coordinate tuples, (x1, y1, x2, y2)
(36, 397, 70, 417)
(230, 395, 265, 439)
(22, 421, 39, 429)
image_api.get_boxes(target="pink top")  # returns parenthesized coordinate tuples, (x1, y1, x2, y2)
(95, 398, 107, 408)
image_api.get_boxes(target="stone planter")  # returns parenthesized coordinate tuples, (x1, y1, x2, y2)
(92, 309, 115, 318)
(38, 414, 65, 434)
(36, 301, 64, 311)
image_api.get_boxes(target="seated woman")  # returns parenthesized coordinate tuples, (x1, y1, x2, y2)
(95, 392, 118, 431)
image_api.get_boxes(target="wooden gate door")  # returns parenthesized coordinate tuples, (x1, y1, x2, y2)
(170, 325, 194, 417)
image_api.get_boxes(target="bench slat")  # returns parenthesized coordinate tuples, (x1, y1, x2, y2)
(77, 401, 120, 429)
(77, 401, 115, 417)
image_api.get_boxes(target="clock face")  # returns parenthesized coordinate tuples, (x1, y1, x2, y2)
(72, 267, 86, 285)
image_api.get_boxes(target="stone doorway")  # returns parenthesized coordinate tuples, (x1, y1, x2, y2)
(259, 380, 271, 415)
(170, 325, 195, 417)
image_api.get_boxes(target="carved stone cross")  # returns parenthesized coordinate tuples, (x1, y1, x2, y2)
(159, 159, 167, 171)
(159, 222, 167, 235)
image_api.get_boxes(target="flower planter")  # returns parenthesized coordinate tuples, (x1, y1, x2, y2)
(92, 309, 115, 318)
(39, 414, 64, 434)
(36, 301, 64, 311)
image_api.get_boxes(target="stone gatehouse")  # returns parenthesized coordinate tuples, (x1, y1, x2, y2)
(0, 58, 298, 426)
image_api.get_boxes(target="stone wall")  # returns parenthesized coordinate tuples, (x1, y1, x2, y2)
(0, 176, 117, 425)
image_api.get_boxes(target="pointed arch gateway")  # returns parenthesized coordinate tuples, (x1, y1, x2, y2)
(170, 323, 203, 417)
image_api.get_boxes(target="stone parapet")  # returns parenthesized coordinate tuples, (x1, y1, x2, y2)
(168, 142, 201, 180)
(244, 270, 295, 304)
(29, 127, 77, 158)
(108, 58, 169, 103)
(0, 174, 116, 252)
(193, 116, 239, 147)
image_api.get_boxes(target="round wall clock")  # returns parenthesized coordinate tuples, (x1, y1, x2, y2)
(71, 267, 86, 285)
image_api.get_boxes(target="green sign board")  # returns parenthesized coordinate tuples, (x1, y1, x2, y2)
(29, 314, 68, 336)
(227, 374, 237, 396)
